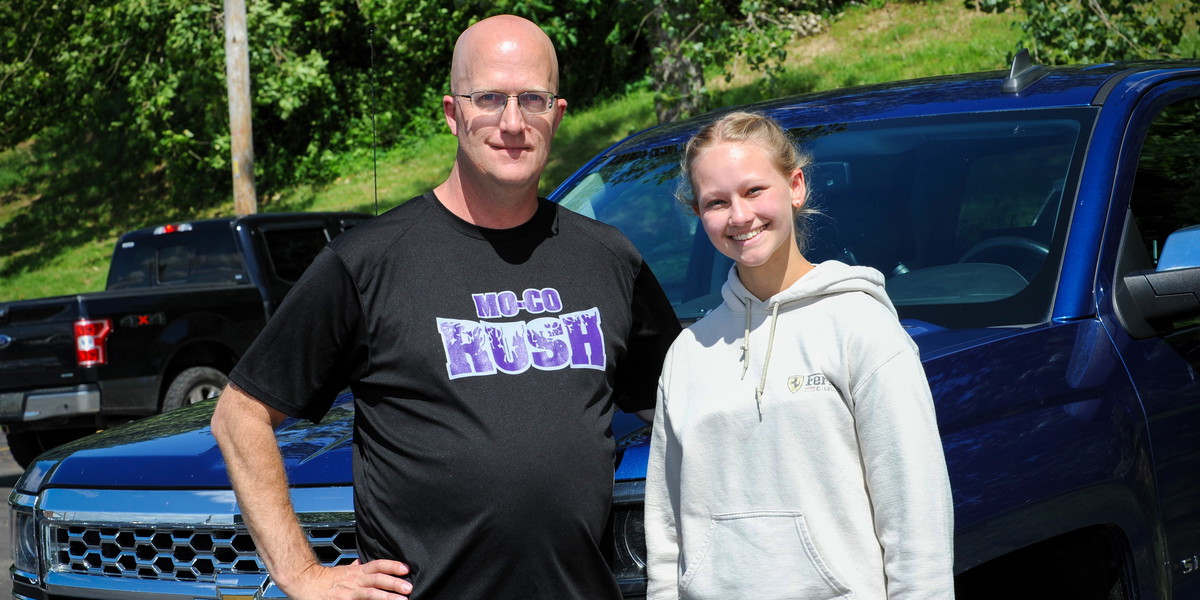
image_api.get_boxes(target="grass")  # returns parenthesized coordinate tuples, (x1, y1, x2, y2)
(274, 133, 460, 215)
(802, 1, 1022, 86)
(543, 89, 660, 193)
(715, 1, 1022, 106)
(0, 0, 1023, 301)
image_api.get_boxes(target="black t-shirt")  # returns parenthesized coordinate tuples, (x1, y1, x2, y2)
(230, 192, 680, 599)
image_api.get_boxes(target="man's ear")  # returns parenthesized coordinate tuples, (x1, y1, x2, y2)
(549, 97, 567, 135)
(443, 95, 459, 136)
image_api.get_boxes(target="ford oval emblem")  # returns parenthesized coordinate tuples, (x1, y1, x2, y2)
(0, 334, 11, 350)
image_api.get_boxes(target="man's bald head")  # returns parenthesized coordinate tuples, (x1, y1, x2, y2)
(450, 15, 560, 95)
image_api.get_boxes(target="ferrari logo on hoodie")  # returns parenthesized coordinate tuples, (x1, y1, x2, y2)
(788, 373, 833, 393)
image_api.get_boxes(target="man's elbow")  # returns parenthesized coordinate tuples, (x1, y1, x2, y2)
(212, 383, 288, 445)
(210, 385, 239, 448)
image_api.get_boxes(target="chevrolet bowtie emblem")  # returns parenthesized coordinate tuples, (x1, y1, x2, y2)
(216, 591, 257, 600)
(216, 582, 264, 600)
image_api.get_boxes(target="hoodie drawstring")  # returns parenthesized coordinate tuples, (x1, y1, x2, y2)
(740, 299, 753, 380)
(756, 301, 781, 413)
(741, 298, 782, 414)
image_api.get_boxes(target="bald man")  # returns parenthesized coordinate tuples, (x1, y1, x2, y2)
(212, 15, 680, 600)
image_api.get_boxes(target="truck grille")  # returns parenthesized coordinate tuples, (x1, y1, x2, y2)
(49, 524, 358, 581)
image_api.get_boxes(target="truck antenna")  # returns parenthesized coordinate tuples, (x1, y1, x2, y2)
(370, 25, 380, 216)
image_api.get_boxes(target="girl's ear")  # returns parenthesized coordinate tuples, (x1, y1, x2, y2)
(790, 167, 807, 208)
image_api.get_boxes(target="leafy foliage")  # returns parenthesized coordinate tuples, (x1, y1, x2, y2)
(1, 1, 229, 201)
(1019, 0, 1198, 64)
(1136, 98, 1200, 240)
(0, 0, 655, 211)
(0, 0, 1032, 299)
(1, 0, 1189, 242)
(964, 0, 1015, 12)
(0, 0, 837, 213)
(647, 0, 834, 122)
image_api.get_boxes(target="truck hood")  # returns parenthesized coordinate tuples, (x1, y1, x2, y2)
(18, 394, 356, 493)
(897, 319, 1021, 360)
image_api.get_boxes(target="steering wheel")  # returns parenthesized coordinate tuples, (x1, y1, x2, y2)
(959, 236, 1049, 282)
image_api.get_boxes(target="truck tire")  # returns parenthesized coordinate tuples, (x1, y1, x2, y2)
(6, 428, 95, 468)
(163, 366, 229, 412)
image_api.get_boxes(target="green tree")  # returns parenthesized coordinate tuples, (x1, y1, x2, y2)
(0, 0, 238, 240)
(0, 0, 826, 223)
(1019, 0, 1199, 64)
(359, 0, 653, 134)
(646, 0, 831, 123)
(0, 0, 369, 208)
(0, 0, 657, 212)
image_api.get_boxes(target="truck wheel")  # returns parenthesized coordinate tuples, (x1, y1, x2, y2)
(163, 366, 229, 412)
(6, 429, 95, 468)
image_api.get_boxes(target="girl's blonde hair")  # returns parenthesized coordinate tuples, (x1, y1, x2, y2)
(676, 111, 818, 250)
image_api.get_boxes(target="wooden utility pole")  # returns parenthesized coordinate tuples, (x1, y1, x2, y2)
(224, 0, 257, 215)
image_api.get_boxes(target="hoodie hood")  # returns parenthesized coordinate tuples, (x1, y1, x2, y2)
(719, 260, 896, 412)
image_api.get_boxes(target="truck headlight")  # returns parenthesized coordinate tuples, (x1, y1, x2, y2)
(610, 480, 647, 595)
(611, 504, 646, 581)
(10, 498, 39, 576)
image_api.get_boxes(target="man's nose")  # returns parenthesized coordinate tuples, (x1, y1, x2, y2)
(498, 97, 526, 132)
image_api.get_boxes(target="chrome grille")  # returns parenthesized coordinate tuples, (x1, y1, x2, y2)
(49, 524, 358, 582)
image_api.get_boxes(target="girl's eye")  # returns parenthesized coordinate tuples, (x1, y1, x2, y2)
(746, 186, 765, 197)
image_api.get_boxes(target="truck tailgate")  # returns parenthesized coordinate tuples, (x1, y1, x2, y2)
(0, 297, 86, 390)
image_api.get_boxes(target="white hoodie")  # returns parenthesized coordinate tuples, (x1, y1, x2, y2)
(645, 261, 954, 600)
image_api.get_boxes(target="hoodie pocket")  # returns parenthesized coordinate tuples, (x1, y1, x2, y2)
(678, 511, 852, 600)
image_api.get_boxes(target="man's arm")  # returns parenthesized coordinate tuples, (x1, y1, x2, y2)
(211, 383, 413, 600)
(614, 261, 682, 416)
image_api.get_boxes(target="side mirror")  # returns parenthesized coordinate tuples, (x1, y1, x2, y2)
(1154, 225, 1200, 271)
(1121, 226, 1200, 339)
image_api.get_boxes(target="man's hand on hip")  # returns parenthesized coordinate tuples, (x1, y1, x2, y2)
(283, 559, 413, 599)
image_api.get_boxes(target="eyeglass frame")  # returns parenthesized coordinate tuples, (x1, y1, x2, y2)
(452, 90, 561, 115)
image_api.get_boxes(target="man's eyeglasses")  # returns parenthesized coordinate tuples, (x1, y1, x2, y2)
(454, 91, 559, 115)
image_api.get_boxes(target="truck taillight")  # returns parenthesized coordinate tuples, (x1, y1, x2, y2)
(75, 318, 112, 367)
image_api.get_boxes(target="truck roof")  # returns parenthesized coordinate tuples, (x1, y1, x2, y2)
(116, 212, 370, 243)
(593, 59, 1200, 156)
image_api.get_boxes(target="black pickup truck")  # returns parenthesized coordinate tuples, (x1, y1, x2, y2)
(0, 212, 368, 466)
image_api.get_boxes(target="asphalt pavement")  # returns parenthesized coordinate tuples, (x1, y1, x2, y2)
(1, 444, 24, 599)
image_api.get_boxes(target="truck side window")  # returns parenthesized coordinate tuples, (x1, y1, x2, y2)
(263, 227, 330, 283)
(107, 243, 156, 289)
(1130, 98, 1200, 267)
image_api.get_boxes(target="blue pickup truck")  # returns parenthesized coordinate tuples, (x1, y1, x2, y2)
(10, 55, 1200, 600)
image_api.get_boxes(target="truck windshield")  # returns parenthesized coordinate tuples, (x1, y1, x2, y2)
(556, 108, 1095, 329)
(107, 226, 247, 289)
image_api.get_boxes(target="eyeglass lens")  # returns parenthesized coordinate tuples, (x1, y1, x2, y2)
(469, 92, 554, 114)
